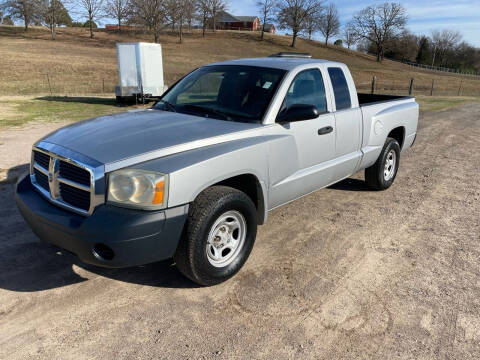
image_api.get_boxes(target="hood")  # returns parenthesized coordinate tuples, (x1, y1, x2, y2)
(40, 109, 262, 165)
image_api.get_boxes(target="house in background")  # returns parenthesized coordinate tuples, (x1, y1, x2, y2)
(215, 11, 261, 31)
(263, 24, 276, 34)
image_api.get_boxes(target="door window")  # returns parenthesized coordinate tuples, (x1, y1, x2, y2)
(328, 67, 352, 110)
(280, 69, 327, 116)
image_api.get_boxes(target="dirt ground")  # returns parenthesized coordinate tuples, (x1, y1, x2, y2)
(1, 103, 479, 359)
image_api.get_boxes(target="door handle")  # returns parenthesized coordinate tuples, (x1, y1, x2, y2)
(318, 126, 333, 135)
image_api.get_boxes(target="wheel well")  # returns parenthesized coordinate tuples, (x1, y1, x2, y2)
(388, 127, 405, 149)
(215, 174, 265, 225)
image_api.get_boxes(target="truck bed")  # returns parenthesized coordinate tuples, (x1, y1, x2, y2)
(358, 93, 412, 107)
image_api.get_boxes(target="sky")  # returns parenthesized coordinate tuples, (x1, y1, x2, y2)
(227, 0, 480, 47)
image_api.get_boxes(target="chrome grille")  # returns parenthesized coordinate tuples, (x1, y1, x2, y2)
(30, 148, 95, 216)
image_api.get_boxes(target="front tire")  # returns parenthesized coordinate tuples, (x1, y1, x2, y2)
(174, 186, 257, 286)
(365, 137, 401, 190)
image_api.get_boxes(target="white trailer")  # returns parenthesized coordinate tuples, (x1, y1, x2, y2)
(115, 42, 165, 102)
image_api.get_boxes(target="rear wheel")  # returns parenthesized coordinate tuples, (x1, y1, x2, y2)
(174, 186, 257, 286)
(365, 137, 401, 190)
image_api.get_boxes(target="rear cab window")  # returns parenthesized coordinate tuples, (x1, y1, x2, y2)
(328, 67, 352, 111)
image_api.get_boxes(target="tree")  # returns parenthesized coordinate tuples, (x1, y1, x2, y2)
(1, 0, 42, 30)
(342, 23, 357, 49)
(256, 0, 276, 40)
(302, 13, 319, 40)
(164, 0, 179, 31)
(333, 39, 342, 46)
(318, 2, 338, 46)
(40, 0, 72, 39)
(431, 29, 462, 66)
(79, 0, 104, 38)
(350, 2, 407, 62)
(175, 0, 196, 43)
(104, 0, 130, 30)
(415, 36, 429, 64)
(197, 0, 209, 37)
(208, 0, 226, 32)
(129, 0, 165, 43)
(276, 0, 323, 47)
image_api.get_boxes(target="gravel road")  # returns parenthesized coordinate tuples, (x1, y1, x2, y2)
(1, 103, 479, 359)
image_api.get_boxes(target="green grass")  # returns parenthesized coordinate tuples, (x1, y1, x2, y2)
(0, 96, 143, 127)
(416, 96, 479, 113)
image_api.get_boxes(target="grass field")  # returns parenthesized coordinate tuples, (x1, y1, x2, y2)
(1, 25, 479, 97)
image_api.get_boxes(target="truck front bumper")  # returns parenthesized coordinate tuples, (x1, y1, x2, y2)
(15, 174, 188, 268)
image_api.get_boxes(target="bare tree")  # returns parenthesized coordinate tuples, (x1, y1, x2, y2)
(302, 13, 319, 40)
(197, 0, 209, 37)
(175, 0, 196, 43)
(431, 29, 462, 66)
(342, 23, 356, 49)
(318, 2, 338, 46)
(350, 2, 407, 62)
(79, 0, 104, 38)
(256, 0, 276, 39)
(164, 0, 179, 31)
(276, 0, 323, 47)
(183, 0, 196, 31)
(1, 0, 42, 30)
(130, 0, 165, 42)
(104, 0, 130, 30)
(208, 0, 226, 32)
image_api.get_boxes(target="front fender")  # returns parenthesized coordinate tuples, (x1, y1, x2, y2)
(134, 136, 272, 222)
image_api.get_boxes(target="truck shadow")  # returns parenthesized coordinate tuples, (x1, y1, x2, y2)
(328, 178, 372, 192)
(35, 96, 124, 107)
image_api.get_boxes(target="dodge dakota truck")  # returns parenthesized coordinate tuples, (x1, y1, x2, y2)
(16, 53, 418, 285)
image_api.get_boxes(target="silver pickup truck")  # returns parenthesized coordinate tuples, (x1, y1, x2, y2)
(15, 53, 418, 285)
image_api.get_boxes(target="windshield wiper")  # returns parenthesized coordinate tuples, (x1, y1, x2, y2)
(183, 104, 232, 121)
(156, 100, 177, 113)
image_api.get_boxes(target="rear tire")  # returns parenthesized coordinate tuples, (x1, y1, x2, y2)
(174, 186, 257, 286)
(365, 137, 400, 190)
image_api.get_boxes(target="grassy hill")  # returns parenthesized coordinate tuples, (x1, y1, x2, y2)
(1, 25, 479, 97)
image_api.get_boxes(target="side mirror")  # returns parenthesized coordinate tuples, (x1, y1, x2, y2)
(277, 104, 319, 123)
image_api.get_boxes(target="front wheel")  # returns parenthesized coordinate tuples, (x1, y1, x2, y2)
(174, 186, 257, 286)
(365, 137, 401, 190)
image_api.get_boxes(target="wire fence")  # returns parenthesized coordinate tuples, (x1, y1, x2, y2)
(387, 58, 480, 78)
(356, 76, 480, 97)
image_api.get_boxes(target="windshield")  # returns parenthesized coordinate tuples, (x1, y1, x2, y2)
(154, 65, 287, 123)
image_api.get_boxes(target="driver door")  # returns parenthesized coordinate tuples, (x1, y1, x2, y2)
(269, 68, 337, 208)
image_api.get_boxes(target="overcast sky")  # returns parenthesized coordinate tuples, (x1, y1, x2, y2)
(227, 0, 480, 47)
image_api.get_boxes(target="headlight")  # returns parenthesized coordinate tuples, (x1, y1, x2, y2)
(107, 169, 168, 209)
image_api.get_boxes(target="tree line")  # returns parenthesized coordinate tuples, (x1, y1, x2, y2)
(1, 0, 478, 72)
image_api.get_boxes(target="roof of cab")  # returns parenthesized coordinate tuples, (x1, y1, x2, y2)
(207, 57, 343, 71)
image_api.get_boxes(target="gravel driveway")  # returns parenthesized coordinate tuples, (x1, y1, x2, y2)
(1, 103, 479, 359)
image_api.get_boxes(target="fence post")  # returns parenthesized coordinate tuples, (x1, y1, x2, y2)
(102, 78, 105, 94)
(408, 78, 414, 96)
(46, 73, 52, 96)
(458, 80, 463, 96)
(371, 76, 376, 94)
(430, 79, 435, 96)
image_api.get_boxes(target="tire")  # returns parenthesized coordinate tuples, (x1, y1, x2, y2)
(174, 186, 257, 286)
(365, 137, 401, 190)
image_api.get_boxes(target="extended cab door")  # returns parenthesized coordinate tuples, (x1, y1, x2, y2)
(326, 66, 363, 181)
(268, 68, 337, 209)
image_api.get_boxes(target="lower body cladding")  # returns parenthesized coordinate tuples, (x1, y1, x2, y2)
(15, 174, 189, 268)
